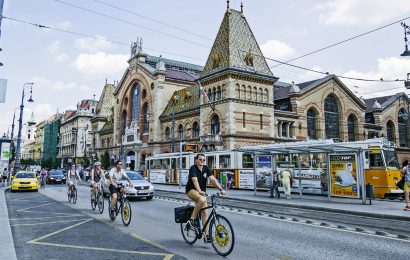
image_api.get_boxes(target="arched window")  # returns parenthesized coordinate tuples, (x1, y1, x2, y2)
(398, 108, 408, 147)
(241, 85, 246, 100)
(247, 86, 252, 100)
(259, 87, 263, 101)
(386, 120, 395, 142)
(307, 108, 317, 139)
(212, 87, 216, 101)
(207, 89, 212, 102)
(253, 87, 257, 101)
(216, 86, 221, 100)
(192, 122, 200, 138)
(131, 84, 141, 123)
(142, 103, 149, 133)
(165, 127, 170, 140)
(121, 111, 127, 135)
(347, 114, 357, 141)
(264, 89, 269, 102)
(242, 112, 246, 128)
(236, 84, 241, 98)
(324, 95, 340, 139)
(178, 124, 184, 140)
(211, 115, 220, 135)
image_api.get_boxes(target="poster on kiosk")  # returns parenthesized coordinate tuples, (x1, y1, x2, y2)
(329, 154, 359, 198)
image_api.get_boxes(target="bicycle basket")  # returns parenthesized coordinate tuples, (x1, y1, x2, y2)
(174, 205, 194, 223)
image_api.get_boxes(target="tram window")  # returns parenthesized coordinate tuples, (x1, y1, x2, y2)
(369, 152, 384, 168)
(171, 158, 177, 169)
(182, 157, 186, 168)
(207, 156, 216, 169)
(160, 159, 169, 169)
(242, 153, 254, 168)
(219, 155, 231, 168)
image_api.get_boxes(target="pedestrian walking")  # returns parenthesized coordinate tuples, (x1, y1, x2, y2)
(281, 168, 292, 199)
(401, 163, 410, 211)
(270, 169, 281, 198)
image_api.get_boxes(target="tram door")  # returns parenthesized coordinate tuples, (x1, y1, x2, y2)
(206, 155, 216, 169)
(171, 158, 177, 183)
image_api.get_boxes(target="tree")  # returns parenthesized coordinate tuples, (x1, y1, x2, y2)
(101, 151, 110, 169)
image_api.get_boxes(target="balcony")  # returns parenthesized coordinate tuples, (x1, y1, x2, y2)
(121, 122, 142, 146)
(200, 134, 222, 143)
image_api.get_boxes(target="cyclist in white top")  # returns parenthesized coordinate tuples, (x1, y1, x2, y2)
(67, 164, 81, 195)
(108, 160, 133, 214)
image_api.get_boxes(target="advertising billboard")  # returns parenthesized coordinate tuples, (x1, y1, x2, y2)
(329, 154, 359, 198)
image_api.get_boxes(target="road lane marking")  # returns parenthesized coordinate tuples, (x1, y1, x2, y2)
(272, 252, 293, 260)
(21, 210, 83, 216)
(10, 195, 43, 201)
(132, 233, 166, 250)
(27, 219, 92, 243)
(10, 215, 80, 221)
(12, 219, 89, 227)
(27, 241, 174, 257)
(17, 202, 57, 212)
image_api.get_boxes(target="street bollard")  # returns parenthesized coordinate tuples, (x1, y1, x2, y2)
(366, 183, 374, 205)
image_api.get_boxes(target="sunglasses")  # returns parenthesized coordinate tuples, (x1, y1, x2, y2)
(198, 159, 205, 161)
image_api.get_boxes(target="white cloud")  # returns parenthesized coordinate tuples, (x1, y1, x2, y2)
(75, 36, 112, 52)
(260, 39, 296, 60)
(341, 57, 410, 97)
(47, 41, 69, 62)
(57, 21, 71, 30)
(32, 77, 91, 91)
(315, 0, 410, 27)
(72, 51, 128, 76)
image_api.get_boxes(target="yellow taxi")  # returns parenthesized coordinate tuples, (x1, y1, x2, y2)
(11, 171, 39, 192)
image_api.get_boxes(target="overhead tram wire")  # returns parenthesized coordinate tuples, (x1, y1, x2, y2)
(1, 15, 205, 62)
(51, 0, 210, 49)
(93, 0, 212, 41)
(271, 15, 410, 68)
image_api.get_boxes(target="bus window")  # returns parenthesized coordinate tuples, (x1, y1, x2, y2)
(182, 157, 186, 168)
(369, 151, 384, 168)
(219, 155, 231, 168)
(383, 150, 399, 169)
(207, 156, 216, 169)
(242, 153, 254, 168)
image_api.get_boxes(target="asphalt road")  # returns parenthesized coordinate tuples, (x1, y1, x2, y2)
(5, 189, 182, 260)
(8, 185, 409, 260)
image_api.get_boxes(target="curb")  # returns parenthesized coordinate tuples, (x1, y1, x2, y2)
(156, 188, 410, 222)
(0, 187, 18, 260)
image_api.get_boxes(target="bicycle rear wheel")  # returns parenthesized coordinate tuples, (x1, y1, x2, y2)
(209, 214, 235, 256)
(67, 187, 71, 202)
(97, 192, 104, 214)
(180, 222, 198, 245)
(121, 199, 132, 226)
(108, 196, 116, 221)
(72, 187, 77, 204)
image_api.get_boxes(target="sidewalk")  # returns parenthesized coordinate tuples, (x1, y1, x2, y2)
(0, 186, 17, 260)
(154, 184, 410, 221)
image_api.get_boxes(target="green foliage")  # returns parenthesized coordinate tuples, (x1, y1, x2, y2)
(101, 151, 110, 169)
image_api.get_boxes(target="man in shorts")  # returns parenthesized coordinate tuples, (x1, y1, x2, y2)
(186, 154, 225, 242)
(108, 160, 133, 214)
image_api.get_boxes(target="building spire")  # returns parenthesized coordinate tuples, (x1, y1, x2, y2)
(227, 0, 230, 11)
(241, 2, 243, 13)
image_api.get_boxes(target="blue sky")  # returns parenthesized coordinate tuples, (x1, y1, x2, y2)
(1, 0, 410, 135)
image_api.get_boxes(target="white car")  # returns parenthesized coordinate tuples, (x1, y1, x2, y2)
(103, 171, 154, 200)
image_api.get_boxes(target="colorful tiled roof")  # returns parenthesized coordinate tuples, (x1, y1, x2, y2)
(160, 85, 200, 119)
(201, 9, 273, 78)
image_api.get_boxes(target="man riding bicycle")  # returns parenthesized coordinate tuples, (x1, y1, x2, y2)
(186, 154, 226, 243)
(67, 164, 80, 195)
(108, 160, 133, 215)
(90, 161, 105, 203)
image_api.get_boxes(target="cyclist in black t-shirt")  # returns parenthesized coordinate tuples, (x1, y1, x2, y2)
(186, 154, 225, 242)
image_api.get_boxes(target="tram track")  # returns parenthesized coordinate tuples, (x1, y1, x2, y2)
(155, 190, 410, 239)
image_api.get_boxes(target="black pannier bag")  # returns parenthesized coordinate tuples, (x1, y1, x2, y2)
(174, 205, 194, 223)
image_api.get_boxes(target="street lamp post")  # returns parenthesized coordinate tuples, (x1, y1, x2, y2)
(14, 82, 34, 174)
(401, 22, 410, 57)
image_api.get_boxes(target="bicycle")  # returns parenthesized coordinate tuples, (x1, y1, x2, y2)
(40, 176, 46, 189)
(67, 183, 77, 204)
(91, 182, 104, 214)
(180, 193, 235, 256)
(107, 183, 132, 226)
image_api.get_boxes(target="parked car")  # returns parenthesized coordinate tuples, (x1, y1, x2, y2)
(47, 170, 66, 184)
(103, 170, 154, 200)
(11, 171, 38, 192)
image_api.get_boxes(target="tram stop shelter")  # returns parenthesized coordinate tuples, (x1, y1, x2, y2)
(239, 139, 369, 204)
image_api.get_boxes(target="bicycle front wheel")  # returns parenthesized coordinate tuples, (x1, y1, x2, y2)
(97, 192, 104, 214)
(121, 199, 132, 226)
(91, 192, 96, 210)
(209, 214, 235, 256)
(72, 187, 78, 204)
(180, 222, 198, 245)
